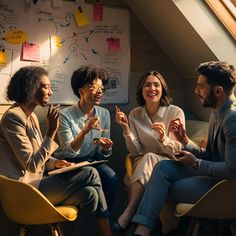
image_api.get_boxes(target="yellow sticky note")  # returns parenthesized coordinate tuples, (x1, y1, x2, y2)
(51, 36, 63, 47)
(5, 30, 28, 44)
(74, 7, 89, 27)
(0, 50, 7, 65)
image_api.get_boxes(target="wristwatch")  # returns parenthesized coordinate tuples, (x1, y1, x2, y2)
(192, 158, 201, 169)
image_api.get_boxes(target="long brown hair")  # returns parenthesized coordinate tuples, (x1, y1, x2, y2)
(136, 71, 172, 106)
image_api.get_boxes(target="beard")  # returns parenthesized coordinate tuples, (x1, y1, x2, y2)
(202, 89, 217, 108)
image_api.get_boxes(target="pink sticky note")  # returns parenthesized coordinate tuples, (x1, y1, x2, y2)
(106, 38, 120, 51)
(93, 2, 103, 21)
(21, 43, 40, 62)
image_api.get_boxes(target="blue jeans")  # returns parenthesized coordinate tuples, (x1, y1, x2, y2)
(39, 166, 109, 236)
(132, 160, 221, 230)
(95, 163, 118, 210)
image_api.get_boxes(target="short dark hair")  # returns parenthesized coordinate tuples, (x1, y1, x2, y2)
(136, 71, 172, 106)
(197, 61, 236, 94)
(7, 66, 48, 104)
(71, 65, 109, 98)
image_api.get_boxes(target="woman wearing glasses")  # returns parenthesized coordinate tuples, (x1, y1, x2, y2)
(56, 65, 117, 211)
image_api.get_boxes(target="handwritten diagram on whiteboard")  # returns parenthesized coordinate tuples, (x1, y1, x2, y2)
(0, 0, 130, 104)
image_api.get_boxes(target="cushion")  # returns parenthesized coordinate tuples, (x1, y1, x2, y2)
(186, 120, 208, 147)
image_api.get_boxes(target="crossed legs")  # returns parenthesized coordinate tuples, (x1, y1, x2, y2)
(39, 166, 113, 236)
(132, 160, 221, 236)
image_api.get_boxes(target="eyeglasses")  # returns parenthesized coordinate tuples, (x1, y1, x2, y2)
(83, 84, 106, 93)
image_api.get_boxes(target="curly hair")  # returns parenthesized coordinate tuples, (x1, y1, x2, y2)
(71, 65, 109, 98)
(136, 70, 172, 106)
(197, 61, 236, 94)
(7, 66, 48, 104)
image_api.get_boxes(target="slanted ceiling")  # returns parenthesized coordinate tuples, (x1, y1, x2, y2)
(123, 0, 217, 78)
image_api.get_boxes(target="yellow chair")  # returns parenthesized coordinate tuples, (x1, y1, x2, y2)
(125, 154, 135, 179)
(0, 175, 78, 236)
(125, 154, 144, 178)
(124, 154, 143, 187)
(175, 179, 236, 236)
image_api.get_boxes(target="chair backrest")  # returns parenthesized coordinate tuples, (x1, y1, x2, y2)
(125, 154, 143, 179)
(0, 175, 76, 225)
(176, 179, 236, 219)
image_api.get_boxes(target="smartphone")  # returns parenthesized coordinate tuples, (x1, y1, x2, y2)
(174, 153, 184, 158)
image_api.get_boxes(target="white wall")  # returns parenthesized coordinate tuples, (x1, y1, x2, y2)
(173, 0, 236, 65)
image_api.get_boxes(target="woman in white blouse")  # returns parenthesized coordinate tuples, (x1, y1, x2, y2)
(113, 70, 185, 232)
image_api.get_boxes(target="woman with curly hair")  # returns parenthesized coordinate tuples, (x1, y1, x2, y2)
(0, 66, 113, 236)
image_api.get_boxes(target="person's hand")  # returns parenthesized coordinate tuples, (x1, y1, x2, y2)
(152, 122, 166, 142)
(168, 118, 189, 146)
(115, 106, 128, 127)
(115, 106, 130, 134)
(95, 137, 113, 151)
(47, 104, 60, 138)
(174, 150, 197, 166)
(83, 116, 100, 134)
(54, 159, 73, 169)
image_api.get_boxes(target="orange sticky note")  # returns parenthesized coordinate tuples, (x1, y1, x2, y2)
(21, 43, 40, 62)
(93, 2, 103, 21)
(0, 49, 7, 65)
(106, 38, 121, 51)
(74, 7, 89, 27)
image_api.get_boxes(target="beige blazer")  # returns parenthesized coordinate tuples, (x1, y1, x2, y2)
(0, 104, 58, 188)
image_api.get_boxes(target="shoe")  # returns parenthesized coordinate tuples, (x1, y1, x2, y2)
(111, 219, 128, 233)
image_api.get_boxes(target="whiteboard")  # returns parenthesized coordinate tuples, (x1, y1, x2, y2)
(0, 0, 130, 104)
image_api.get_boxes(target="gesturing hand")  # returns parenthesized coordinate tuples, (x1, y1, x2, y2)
(97, 137, 113, 151)
(115, 106, 128, 127)
(47, 104, 60, 138)
(83, 116, 100, 134)
(168, 118, 189, 145)
(152, 122, 166, 142)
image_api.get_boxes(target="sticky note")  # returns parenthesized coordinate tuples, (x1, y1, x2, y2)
(93, 2, 103, 21)
(51, 36, 63, 47)
(74, 7, 89, 27)
(0, 49, 7, 65)
(106, 38, 121, 51)
(21, 43, 40, 62)
(5, 30, 28, 44)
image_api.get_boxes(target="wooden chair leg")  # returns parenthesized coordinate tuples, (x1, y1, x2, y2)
(186, 218, 200, 236)
(229, 223, 236, 236)
(192, 220, 200, 236)
(56, 223, 64, 236)
(50, 224, 64, 236)
(18, 226, 27, 236)
(186, 218, 196, 236)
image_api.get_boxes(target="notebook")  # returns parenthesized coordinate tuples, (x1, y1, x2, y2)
(48, 160, 108, 176)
